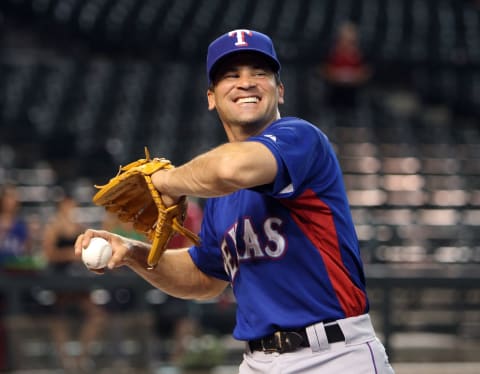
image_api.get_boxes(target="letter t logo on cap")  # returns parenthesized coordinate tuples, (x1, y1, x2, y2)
(207, 29, 281, 83)
(228, 29, 253, 47)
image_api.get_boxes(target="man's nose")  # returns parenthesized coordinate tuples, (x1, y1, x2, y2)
(236, 73, 256, 88)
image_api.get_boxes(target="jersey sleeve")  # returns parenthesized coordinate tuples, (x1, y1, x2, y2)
(188, 199, 230, 282)
(247, 118, 331, 198)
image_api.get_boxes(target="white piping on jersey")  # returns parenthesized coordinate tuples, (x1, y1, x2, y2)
(279, 183, 294, 194)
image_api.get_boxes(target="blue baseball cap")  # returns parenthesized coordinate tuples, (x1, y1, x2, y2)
(206, 29, 281, 84)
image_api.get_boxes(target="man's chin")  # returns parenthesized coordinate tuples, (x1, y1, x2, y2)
(236, 119, 264, 129)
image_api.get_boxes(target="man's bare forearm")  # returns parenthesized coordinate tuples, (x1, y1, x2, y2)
(152, 141, 277, 199)
(124, 242, 228, 300)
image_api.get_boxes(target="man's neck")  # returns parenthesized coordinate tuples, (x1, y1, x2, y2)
(223, 115, 281, 142)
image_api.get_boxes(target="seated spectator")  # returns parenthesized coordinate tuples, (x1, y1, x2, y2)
(0, 182, 31, 371)
(43, 192, 107, 371)
(0, 183, 31, 269)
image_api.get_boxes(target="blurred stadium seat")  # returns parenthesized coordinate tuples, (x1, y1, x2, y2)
(0, 0, 478, 264)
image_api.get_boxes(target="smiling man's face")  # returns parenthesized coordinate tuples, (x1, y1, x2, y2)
(207, 52, 284, 138)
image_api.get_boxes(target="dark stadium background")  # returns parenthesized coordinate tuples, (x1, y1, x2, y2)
(0, 1, 479, 373)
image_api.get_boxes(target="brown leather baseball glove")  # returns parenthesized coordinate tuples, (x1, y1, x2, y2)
(92, 147, 200, 268)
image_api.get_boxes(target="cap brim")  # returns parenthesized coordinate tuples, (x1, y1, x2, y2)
(208, 49, 281, 83)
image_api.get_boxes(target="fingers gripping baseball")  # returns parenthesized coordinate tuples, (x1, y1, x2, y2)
(75, 229, 133, 271)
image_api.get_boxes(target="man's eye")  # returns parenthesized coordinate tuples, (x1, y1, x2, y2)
(224, 73, 238, 79)
(255, 71, 267, 77)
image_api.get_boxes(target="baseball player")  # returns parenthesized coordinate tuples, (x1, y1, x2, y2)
(76, 29, 394, 373)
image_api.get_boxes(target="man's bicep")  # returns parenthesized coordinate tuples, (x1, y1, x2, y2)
(238, 141, 278, 186)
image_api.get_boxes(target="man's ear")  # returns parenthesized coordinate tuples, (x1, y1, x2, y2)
(278, 83, 285, 105)
(207, 89, 216, 111)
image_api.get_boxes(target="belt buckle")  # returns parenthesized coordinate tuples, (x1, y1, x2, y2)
(261, 331, 303, 354)
(261, 331, 282, 353)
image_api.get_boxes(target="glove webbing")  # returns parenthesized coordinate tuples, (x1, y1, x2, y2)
(144, 174, 200, 268)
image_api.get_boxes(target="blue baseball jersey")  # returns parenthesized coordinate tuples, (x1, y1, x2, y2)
(188, 117, 368, 341)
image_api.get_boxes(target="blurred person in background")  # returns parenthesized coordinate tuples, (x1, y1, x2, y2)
(0, 183, 31, 268)
(320, 21, 372, 110)
(102, 211, 145, 241)
(103, 199, 208, 365)
(43, 192, 106, 371)
(0, 182, 31, 371)
(168, 197, 203, 249)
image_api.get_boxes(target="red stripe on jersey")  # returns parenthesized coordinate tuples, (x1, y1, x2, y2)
(281, 189, 366, 317)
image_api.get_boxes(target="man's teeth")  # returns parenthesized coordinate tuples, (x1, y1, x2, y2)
(237, 97, 259, 103)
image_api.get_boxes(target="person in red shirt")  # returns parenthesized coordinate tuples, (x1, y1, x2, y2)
(320, 22, 372, 110)
(168, 198, 203, 249)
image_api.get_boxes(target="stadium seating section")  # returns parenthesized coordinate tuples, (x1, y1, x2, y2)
(0, 0, 479, 265)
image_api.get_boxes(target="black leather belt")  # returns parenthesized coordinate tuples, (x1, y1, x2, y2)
(248, 322, 345, 354)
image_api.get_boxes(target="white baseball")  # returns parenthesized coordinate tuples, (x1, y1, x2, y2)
(82, 237, 112, 269)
